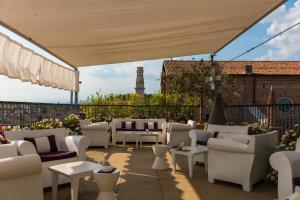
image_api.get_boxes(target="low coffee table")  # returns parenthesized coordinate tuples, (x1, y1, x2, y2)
(49, 161, 101, 200)
(170, 145, 208, 178)
(120, 131, 161, 148)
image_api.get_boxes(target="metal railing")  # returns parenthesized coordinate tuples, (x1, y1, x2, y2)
(0, 101, 200, 126)
(2, 100, 298, 134)
(0, 101, 79, 127)
(225, 104, 300, 134)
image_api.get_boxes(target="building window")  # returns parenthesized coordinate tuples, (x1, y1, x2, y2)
(278, 97, 293, 112)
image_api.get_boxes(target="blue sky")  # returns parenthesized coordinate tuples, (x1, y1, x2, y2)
(0, 0, 299, 103)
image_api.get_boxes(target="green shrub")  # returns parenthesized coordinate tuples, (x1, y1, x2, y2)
(80, 92, 200, 123)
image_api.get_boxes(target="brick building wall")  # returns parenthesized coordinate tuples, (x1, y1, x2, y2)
(228, 75, 300, 105)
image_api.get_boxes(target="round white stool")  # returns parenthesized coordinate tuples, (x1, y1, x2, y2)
(152, 144, 169, 170)
(93, 168, 120, 200)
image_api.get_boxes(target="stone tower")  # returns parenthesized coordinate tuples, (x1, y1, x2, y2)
(135, 66, 145, 95)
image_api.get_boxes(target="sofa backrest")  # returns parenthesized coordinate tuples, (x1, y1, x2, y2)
(249, 130, 278, 154)
(80, 120, 90, 127)
(5, 128, 68, 151)
(112, 118, 166, 130)
(207, 124, 249, 135)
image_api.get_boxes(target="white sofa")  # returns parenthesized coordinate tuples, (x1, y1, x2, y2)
(5, 128, 90, 188)
(80, 120, 110, 148)
(0, 144, 43, 200)
(111, 118, 167, 145)
(270, 138, 300, 200)
(207, 130, 278, 191)
(167, 120, 196, 147)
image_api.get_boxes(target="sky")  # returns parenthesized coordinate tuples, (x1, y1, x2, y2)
(0, 0, 299, 103)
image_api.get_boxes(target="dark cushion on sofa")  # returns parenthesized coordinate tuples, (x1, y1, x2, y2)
(197, 141, 208, 146)
(294, 177, 300, 186)
(39, 151, 77, 162)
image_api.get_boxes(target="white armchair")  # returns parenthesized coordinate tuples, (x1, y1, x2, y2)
(167, 121, 195, 147)
(80, 120, 110, 148)
(207, 130, 278, 191)
(0, 144, 43, 200)
(270, 138, 300, 200)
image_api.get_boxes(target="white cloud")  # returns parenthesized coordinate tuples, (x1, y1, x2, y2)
(257, 0, 300, 60)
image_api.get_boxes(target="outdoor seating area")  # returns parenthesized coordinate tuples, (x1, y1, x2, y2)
(1, 119, 296, 200)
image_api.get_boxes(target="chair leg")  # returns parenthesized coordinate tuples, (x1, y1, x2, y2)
(242, 183, 252, 192)
(208, 176, 215, 184)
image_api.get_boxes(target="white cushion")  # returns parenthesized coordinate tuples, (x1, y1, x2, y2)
(125, 122, 133, 129)
(148, 122, 154, 130)
(35, 136, 51, 153)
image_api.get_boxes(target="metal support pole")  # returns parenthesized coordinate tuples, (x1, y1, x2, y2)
(70, 92, 74, 104)
(75, 92, 78, 105)
(74, 69, 79, 105)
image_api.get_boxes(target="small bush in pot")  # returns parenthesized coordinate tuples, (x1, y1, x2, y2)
(63, 114, 81, 135)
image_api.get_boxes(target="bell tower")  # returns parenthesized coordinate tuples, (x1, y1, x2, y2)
(135, 66, 145, 95)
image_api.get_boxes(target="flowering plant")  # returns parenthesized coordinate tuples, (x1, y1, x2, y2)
(248, 123, 271, 135)
(266, 124, 300, 184)
(30, 118, 62, 130)
(63, 114, 81, 135)
(0, 130, 9, 144)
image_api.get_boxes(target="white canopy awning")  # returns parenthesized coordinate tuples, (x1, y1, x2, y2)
(0, 33, 79, 91)
(0, 0, 284, 67)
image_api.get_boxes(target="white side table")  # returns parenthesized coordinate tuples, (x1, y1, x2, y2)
(93, 168, 120, 200)
(152, 144, 169, 170)
(49, 161, 100, 200)
(170, 146, 208, 178)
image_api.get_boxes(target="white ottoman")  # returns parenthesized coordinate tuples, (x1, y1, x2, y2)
(93, 168, 120, 200)
(152, 144, 169, 170)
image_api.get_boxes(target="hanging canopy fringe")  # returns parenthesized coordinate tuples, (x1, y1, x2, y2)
(0, 33, 78, 92)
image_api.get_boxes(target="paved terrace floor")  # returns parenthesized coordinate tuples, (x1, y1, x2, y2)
(44, 144, 277, 200)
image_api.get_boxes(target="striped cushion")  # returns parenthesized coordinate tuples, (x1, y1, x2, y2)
(144, 122, 158, 130)
(24, 135, 58, 153)
(122, 121, 136, 130)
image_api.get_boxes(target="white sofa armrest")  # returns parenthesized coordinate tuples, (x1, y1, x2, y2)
(0, 144, 18, 159)
(270, 151, 300, 199)
(0, 154, 42, 179)
(11, 140, 37, 155)
(65, 135, 90, 161)
(208, 138, 251, 154)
